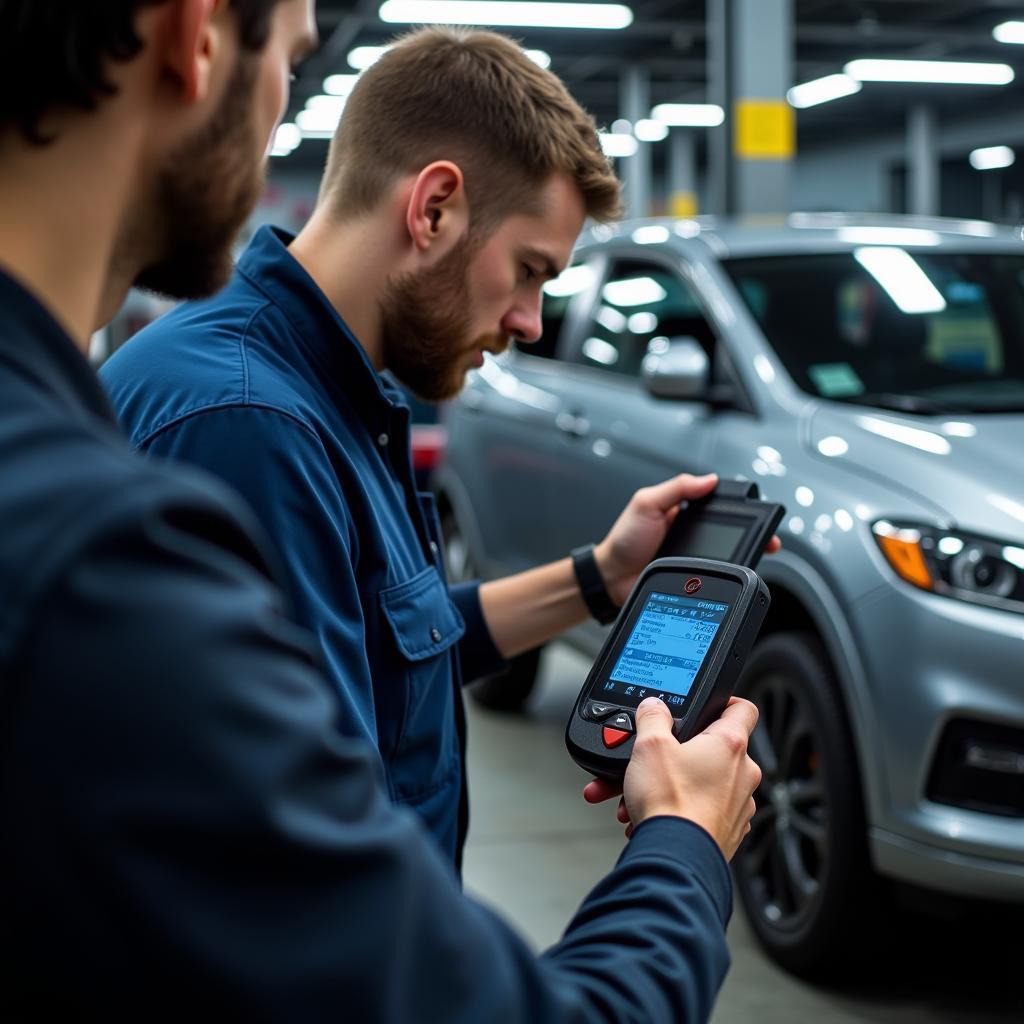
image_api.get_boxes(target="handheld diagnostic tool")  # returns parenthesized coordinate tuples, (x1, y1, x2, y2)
(566, 558, 770, 780)
(657, 480, 784, 570)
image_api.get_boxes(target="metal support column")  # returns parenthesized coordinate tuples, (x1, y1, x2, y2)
(669, 132, 699, 217)
(706, 0, 731, 215)
(731, 0, 794, 216)
(907, 105, 939, 217)
(621, 64, 651, 219)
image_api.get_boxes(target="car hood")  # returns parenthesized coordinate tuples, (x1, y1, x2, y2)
(807, 405, 1024, 539)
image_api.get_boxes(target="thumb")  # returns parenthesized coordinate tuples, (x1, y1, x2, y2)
(634, 697, 674, 739)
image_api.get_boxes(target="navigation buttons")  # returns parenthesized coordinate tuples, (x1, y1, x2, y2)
(585, 701, 618, 721)
(602, 727, 632, 749)
(608, 712, 634, 733)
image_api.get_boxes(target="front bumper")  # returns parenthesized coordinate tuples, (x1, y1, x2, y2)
(849, 579, 1024, 898)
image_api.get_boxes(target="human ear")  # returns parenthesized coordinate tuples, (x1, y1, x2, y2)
(405, 162, 469, 253)
(155, 0, 222, 104)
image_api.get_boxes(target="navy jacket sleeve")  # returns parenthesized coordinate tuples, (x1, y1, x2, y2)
(3, 477, 732, 1021)
(139, 406, 384, 745)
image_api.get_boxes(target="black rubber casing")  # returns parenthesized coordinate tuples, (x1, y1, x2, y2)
(565, 557, 770, 781)
(656, 480, 785, 570)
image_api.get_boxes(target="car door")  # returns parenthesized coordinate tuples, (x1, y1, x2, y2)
(446, 258, 599, 573)
(537, 252, 726, 556)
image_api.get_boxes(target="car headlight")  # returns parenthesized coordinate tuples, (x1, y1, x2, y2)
(872, 521, 1024, 614)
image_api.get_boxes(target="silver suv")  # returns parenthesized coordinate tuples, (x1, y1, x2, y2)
(435, 214, 1024, 976)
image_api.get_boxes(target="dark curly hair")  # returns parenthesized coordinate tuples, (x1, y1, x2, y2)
(0, 1, 286, 143)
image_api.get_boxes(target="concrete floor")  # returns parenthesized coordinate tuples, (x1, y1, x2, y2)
(462, 644, 1023, 1023)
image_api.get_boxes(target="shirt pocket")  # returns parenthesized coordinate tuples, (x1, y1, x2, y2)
(378, 566, 465, 801)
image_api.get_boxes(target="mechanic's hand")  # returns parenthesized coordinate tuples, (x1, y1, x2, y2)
(583, 696, 762, 861)
(594, 473, 781, 606)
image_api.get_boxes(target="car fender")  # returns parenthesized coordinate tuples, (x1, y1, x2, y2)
(758, 548, 889, 825)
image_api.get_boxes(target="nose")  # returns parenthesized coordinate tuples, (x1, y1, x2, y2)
(502, 293, 544, 346)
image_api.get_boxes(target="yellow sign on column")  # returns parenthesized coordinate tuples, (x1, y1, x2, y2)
(734, 98, 795, 160)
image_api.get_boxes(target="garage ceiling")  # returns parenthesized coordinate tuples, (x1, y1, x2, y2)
(284, 1, 1024, 165)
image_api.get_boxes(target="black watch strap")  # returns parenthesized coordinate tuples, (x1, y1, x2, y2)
(571, 543, 619, 625)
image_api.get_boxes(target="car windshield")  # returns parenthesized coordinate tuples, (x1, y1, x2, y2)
(723, 251, 1024, 413)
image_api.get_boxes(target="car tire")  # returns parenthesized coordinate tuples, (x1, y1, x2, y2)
(440, 506, 541, 713)
(733, 631, 881, 978)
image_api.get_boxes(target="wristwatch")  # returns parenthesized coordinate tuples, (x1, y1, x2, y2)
(571, 543, 619, 625)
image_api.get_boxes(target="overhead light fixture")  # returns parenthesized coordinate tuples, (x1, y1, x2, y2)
(323, 73, 360, 95)
(270, 122, 301, 157)
(378, 1, 633, 29)
(787, 73, 861, 109)
(650, 103, 725, 127)
(631, 225, 670, 245)
(993, 21, 1024, 44)
(854, 247, 947, 315)
(602, 276, 667, 307)
(634, 118, 669, 142)
(348, 42, 550, 68)
(844, 59, 1014, 86)
(599, 132, 638, 158)
(838, 226, 941, 247)
(296, 95, 347, 137)
(970, 145, 1015, 171)
(347, 45, 389, 69)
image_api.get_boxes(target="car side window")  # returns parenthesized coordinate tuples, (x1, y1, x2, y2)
(514, 263, 594, 360)
(576, 259, 716, 377)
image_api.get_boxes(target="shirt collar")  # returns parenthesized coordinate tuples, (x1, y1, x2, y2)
(0, 267, 119, 428)
(235, 225, 408, 426)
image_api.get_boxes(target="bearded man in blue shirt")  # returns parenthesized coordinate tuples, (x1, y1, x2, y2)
(103, 26, 768, 869)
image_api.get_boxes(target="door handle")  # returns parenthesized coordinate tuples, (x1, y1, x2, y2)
(556, 411, 591, 438)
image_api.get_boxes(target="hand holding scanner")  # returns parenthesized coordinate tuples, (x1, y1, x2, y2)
(657, 480, 784, 570)
(566, 557, 770, 781)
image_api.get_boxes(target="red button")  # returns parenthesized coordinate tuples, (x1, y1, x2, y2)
(602, 727, 631, 749)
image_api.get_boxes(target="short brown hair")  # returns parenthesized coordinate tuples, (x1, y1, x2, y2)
(319, 26, 622, 230)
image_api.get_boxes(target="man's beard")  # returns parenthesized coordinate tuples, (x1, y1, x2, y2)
(133, 55, 264, 300)
(379, 238, 508, 402)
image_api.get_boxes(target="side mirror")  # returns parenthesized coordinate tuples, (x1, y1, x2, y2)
(642, 336, 710, 400)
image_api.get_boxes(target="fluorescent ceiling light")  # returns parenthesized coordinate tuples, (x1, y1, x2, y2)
(599, 132, 638, 158)
(634, 118, 669, 141)
(631, 225, 670, 245)
(543, 264, 594, 297)
(611, 118, 632, 134)
(787, 73, 861, 109)
(602, 276, 666, 307)
(348, 42, 549, 68)
(845, 59, 1014, 85)
(348, 45, 388, 69)
(651, 103, 724, 127)
(854, 247, 947, 315)
(628, 311, 659, 333)
(582, 337, 620, 365)
(324, 73, 360, 95)
(970, 145, 1015, 170)
(596, 305, 627, 332)
(379, 1, 633, 29)
(993, 21, 1024, 44)
(296, 105, 343, 136)
(838, 226, 940, 247)
(270, 122, 301, 157)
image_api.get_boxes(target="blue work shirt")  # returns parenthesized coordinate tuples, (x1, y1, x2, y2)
(101, 226, 506, 867)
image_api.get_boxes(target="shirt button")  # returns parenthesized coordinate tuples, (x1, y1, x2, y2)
(377, 432, 389, 447)
(430, 627, 443, 643)
(429, 541, 439, 555)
